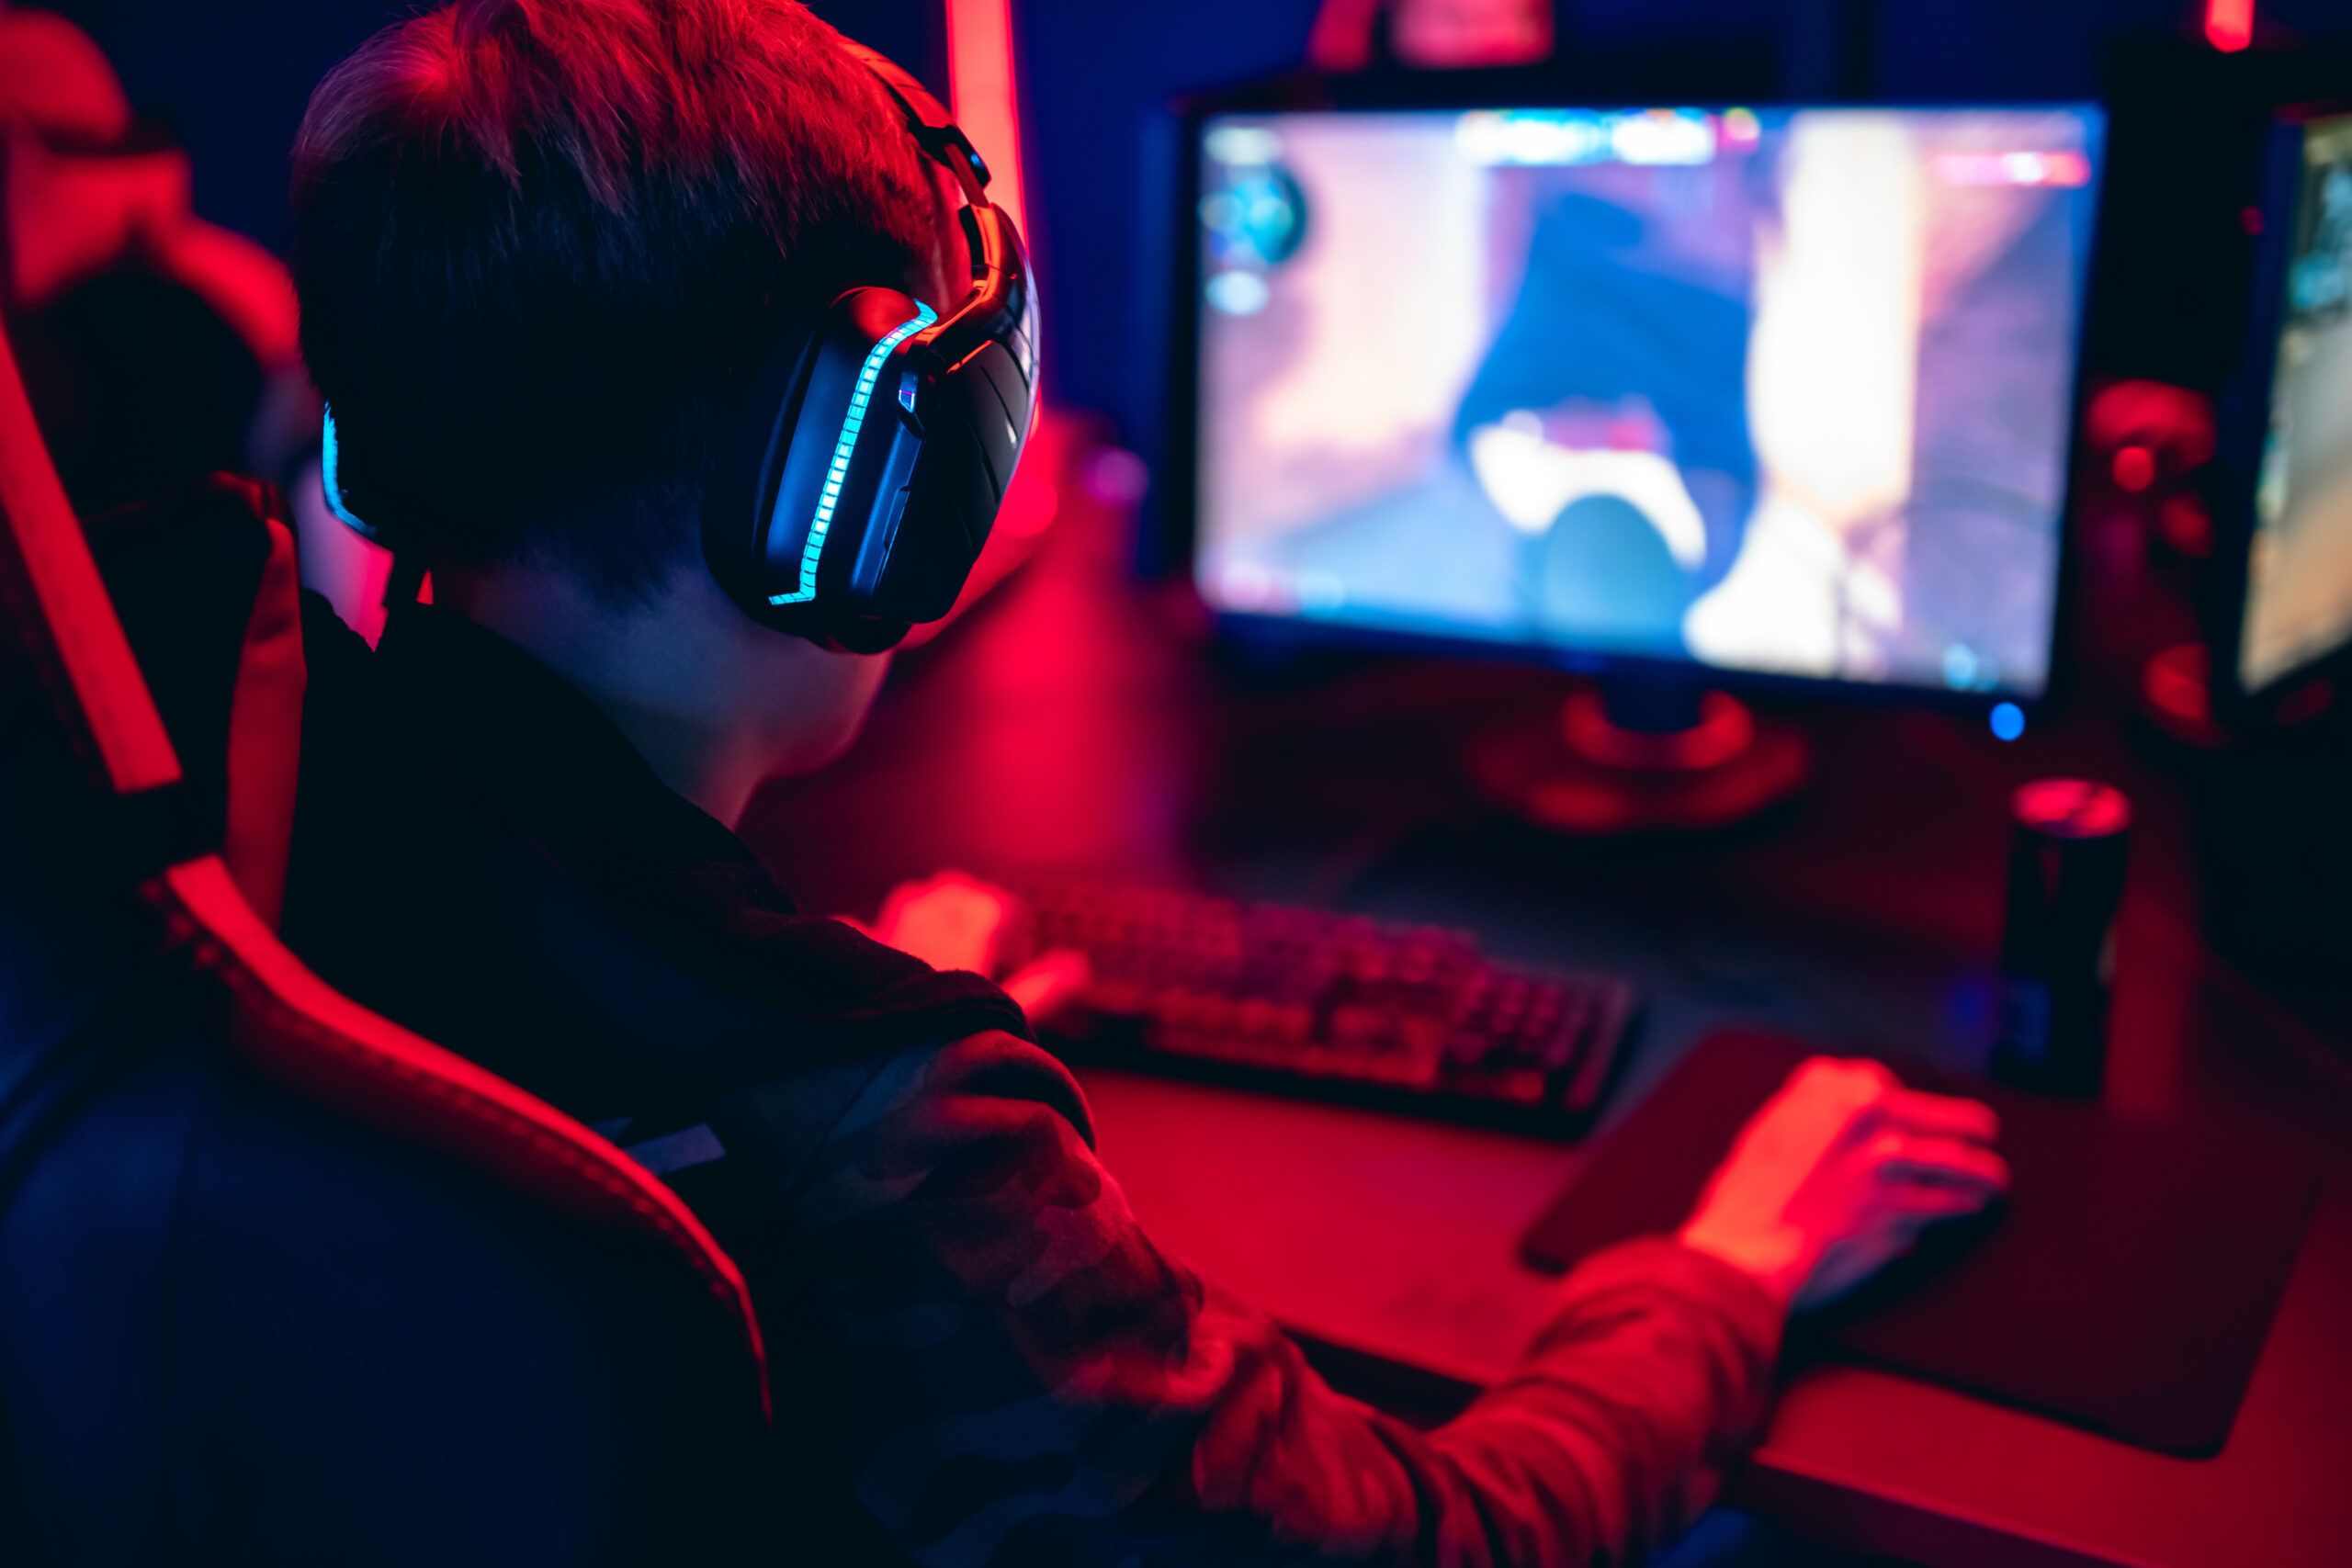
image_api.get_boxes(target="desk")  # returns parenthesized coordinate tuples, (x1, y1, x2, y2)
(746, 457, 2352, 1567)
(1081, 1040, 2352, 1568)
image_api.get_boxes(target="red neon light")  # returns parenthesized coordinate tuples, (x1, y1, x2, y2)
(2206, 0, 2255, 51)
(945, 0, 1027, 236)
(1306, 0, 1382, 71)
(2111, 446, 2157, 493)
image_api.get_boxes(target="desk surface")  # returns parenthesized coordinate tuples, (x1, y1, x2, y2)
(1079, 1057, 2352, 1568)
(747, 456, 2352, 1568)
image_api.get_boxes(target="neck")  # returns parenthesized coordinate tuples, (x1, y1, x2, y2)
(430, 549, 888, 829)
(432, 563, 766, 827)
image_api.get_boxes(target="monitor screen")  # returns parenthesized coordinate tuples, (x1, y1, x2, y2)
(1191, 106, 2105, 698)
(2241, 109, 2352, 694)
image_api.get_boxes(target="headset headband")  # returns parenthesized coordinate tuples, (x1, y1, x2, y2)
(837, 41, 993, 205)
(833, 42, 1034, 403)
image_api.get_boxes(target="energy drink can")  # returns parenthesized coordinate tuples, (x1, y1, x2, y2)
(1992, 779, 2132, 1099)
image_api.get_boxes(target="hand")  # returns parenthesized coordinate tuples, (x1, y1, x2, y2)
(872, 871, 1025, 977)
(862, 871, 1091, 1024)
(1677, 1056, 2007, 1313)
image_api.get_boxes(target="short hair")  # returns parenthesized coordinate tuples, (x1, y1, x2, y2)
(291, 0, 944, 602)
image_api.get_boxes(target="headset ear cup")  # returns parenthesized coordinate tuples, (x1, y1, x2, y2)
(822, 615, 914, 655)
(875, 336, 1034, 623)
(698, 45, 1037, 649)
(700, 288, 933, 639)
(319, 406, 386, 544)
(888, 430, 989, 622)
(700, 309, 826, 621)
(964, 341, 1035, 493)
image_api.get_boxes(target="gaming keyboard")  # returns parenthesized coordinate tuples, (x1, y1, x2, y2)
(1028, 882, 1640, 1136)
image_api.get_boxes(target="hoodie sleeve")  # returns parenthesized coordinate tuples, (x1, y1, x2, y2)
(759, 1030, 1782, 1567)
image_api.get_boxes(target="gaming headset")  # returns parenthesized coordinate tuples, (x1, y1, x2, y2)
(322, 40, 1039, 655)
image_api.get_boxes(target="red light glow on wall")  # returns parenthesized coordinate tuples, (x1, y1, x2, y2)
(945, 0, 1028, 237)
(2205, 0, 2255, 51)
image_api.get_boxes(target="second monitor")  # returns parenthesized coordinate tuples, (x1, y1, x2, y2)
(1190, 103, 2107, 706)
(2216, 104, 2352, 715)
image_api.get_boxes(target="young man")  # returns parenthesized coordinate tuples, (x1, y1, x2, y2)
(282, 3, 2008, 1562)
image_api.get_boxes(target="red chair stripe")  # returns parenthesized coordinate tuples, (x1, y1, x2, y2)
(153, 856, 772, 1423)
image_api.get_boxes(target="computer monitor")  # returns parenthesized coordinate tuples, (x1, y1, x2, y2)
(2213, 106, 2352, 709)
(1184, 103, 2107, 706)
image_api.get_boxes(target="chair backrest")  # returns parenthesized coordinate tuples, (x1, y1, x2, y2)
(0, 322, 772, 1421)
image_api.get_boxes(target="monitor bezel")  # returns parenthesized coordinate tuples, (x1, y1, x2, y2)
(2204, 102, 2352, 725)
(1164, 82, 2109, 717)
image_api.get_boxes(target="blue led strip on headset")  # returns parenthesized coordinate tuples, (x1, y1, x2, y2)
(769, 303, 938, 606)
(318, 404, 381, 541)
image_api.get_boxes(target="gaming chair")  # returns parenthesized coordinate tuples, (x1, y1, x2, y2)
(0, 321, 776, 1557)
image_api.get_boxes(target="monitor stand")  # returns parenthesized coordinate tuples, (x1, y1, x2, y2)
(1465, 672, 1808, 834)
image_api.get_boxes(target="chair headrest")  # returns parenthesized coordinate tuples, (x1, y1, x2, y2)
(0, 313, 180, 797)
(83, 475, 305, 927)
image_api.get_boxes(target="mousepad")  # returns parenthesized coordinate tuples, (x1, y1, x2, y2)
(1520, 1029, 2324, 1457)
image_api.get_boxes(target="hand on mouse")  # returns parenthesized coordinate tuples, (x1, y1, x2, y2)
(858, 871, 1092, 1025)
(1676, 1056, 2008, 1313)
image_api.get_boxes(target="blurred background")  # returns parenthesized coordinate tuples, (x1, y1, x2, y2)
(13, 0, 2350, 1012)
(29, 0, 2352, 472)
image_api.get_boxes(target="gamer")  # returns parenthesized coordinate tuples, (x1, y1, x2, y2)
(281, 2, 2007, 1562)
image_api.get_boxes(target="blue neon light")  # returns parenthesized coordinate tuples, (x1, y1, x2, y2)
(318, 404, 379, 540)
(770, 304, 937, 606)
(1990, 702, 2026, 742)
